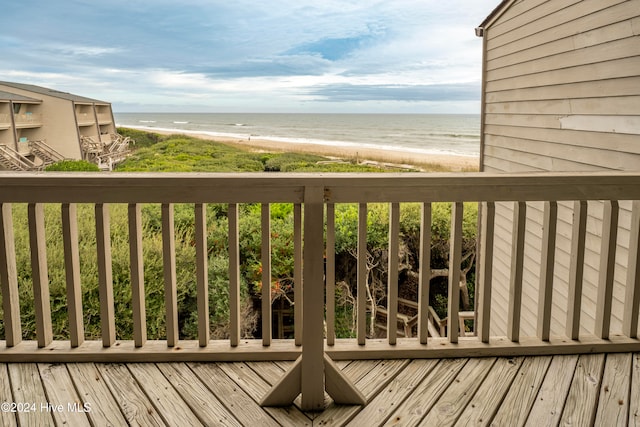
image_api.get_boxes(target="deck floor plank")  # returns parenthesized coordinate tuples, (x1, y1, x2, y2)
(350, 359, 409, 398)
(418, 357, 497, 426)
(380, 358, 467, 426)
(340, 359, 383, 387)
(218, 362, 312, 427)
(66, 362, 128, 426)
(630, 353, 639, 426)
(97, 363, 167, 425)
(8, 362, 54, 427)
(188, 361, 281, 426)
(558, 353, 605, 426)
(0, 352, 635, 426)
(594, 353, 633, 426)
(0, 364, 17, 427)
(127, 363, 204, 426)
(246, 360, 286, 385)
(491, 355, 552, 426)
(156, 363, 243, 427)
(38, 363, 92, 427)
(524, 354, 580, 426)
(314, 359, 409, 426)
(456, 356, 524, 426)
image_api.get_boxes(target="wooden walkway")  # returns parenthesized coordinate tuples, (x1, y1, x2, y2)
(0, 353, 637, 426)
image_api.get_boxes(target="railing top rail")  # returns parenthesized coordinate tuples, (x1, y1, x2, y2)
(0, 171, 639, 204)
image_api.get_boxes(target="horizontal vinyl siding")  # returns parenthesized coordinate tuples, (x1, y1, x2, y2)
(487, 0, 631, 55)
(485, 76, 640, 103)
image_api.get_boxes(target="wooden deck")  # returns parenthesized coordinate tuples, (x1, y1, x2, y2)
(1, 352, 637, 426)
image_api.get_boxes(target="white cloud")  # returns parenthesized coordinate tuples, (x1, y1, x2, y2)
(0, 0, 498, 112)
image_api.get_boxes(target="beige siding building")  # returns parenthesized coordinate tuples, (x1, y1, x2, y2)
(0, 82, 118, 169)
(476, 0, 640, 337)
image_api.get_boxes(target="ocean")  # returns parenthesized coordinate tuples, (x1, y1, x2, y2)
(114, 113, 480, 158)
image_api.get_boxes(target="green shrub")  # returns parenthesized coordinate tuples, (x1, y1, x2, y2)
(45, 160, 100, 172)
(117, 127, 164, 148)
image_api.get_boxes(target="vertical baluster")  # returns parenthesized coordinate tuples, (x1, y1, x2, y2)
(128, 203, 146, 348)
(566, 201, 587, 340)
(28, 203, 53, 347)
(294, 203, 303, 346)
(326, 203, 336, 346)
(387, 203, 400, 344)
(162, 203, 178, 347)
(508, 202, 526, 342)
(195, 203, 209, 347)
(261, 203, 272, 346)
(357, 203, 367, 345)
(0, 203, 21, 346)
(448, 202, 463, 343)
(418, 202, 431, 344)
(477, 201, 495, 343)
(95, 203, 115, 347)
(62, 203, 84, 347)
(537, 201, 557, 341)
(595, 201, 619, 340)
(623, 200, 640, 338)
(228, 203, 241, 347)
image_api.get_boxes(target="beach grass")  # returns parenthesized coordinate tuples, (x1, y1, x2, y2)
(116, 128, 420, 172)
(117, 127, 478, 172)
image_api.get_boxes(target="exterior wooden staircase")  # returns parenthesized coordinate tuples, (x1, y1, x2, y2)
(28, 140, 65, 166)
(0, 144, 38, 171)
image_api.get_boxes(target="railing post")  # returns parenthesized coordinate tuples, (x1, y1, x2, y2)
(29, 203, 53, 348)
(96, 203, 115, 347)
(261, 203, 272, 346)
(62, 203, 85, 347)
(300, 186, 326, 410)
(537, 201, 557, 341)
(387, 203, 400, 344)
(418, 202, 432, 344)
(566, 201, 587, 340)
(128, 203, 147, 347)
(325, 203, 336, 346)
(508, 202, 526, 342)
(357, 203, 368, 345)
(228, 204, 241, 346)
(294, 203, 303, 346)
(161, 203, 178, 347)
(261, 185, 364, 410)
(595, 201, 619, 340)
(623, 200, 640, 338)
(195, 203, 209, 346)
(0, 203, 21, 347)
(448, 202, 463, 343)
(477, 201, 495, 343)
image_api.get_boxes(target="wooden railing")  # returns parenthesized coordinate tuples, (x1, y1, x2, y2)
(1, 172, 640, 406)
(13, 112, 41, 127)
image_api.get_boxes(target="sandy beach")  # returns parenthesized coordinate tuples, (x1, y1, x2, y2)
(147, 129, 479, 172)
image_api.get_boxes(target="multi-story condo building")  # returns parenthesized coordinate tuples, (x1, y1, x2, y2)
(0, 81, 126, 170)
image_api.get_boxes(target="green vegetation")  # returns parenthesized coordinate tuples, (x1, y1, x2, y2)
(115, 128, 412, 173)
(45, 160, 100, 172)
(1, 130, 476, 342)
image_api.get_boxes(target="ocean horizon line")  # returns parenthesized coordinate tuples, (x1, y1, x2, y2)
(121, 124, 480, 159)
(115, 112, 481, 158)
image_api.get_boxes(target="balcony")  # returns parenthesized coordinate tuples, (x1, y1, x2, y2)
(0, 172, 638, 424)
(0, 113, 10, 130)
(76, 112, 95, 127)
(13, 112, 42, 128)
(96, 112, 113, 125)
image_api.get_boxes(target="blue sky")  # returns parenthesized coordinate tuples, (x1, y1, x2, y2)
(1, 1, 498, 113)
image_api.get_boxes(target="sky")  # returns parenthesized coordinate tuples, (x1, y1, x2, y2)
(0, 0, 498, 114)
